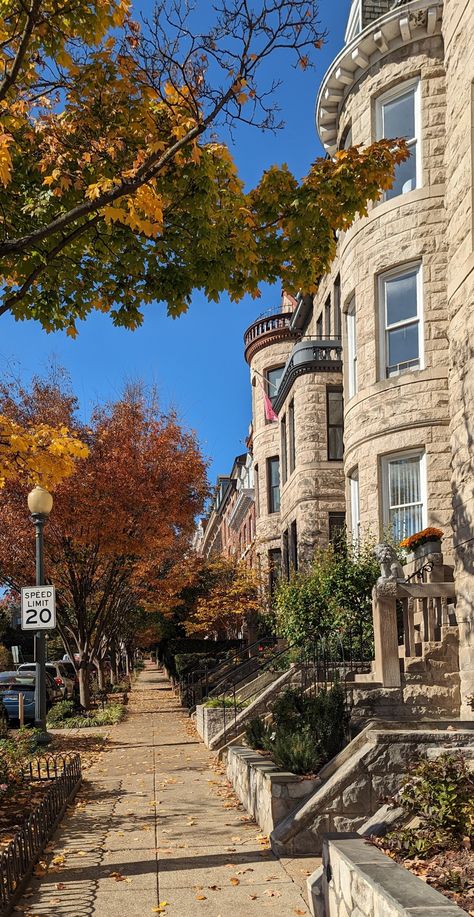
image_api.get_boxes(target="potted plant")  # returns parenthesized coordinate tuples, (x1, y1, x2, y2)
(400, 527, 443, 560)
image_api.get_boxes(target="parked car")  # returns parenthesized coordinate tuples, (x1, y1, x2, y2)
(51, 660, 79, 697)
(18, 662, 76, 699)
(0, 671, 58, 723)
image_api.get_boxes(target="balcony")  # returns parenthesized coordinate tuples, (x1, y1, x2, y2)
(227, 487, 255, 531)
(244, 311, 299, 363)
(272, 337, 343, 413)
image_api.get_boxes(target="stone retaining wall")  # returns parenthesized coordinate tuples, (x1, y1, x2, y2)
(271, 725, 474, 855)
(226, 745, 317, 836)
(311, 834, 465, 917)
(195, 705, 228, 747)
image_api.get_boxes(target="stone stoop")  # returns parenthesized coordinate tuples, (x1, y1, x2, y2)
(270, 724, 474, 856)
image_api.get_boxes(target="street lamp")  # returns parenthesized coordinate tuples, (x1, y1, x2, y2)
(28, 485, 53, 744)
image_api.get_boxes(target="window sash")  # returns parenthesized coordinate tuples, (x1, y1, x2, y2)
(267, 457, 280, 513)
(266, 366, 285, 406)
(281, 415, 288, 485)
(346, 301, 357, 398)
(289, 400, 296, 475)
(381, 266, 422, 378)
(327, 388, 344, 461)
(377, 82, 420, 200)
(383, 453, 426, 541)
(350, 472, 360, 541)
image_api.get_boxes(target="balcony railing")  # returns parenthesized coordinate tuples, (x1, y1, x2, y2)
(273, 337, 343, 413)
(244, 312, 297, 362)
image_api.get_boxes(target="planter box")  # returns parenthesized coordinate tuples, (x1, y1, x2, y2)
(414, 539, 442, 559)
(196, 705, 243, 747)
(310, 833, 465, 917)
(226, 745, 318, 836)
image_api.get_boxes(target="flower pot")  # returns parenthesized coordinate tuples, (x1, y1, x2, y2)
(413, 539, 442, 559)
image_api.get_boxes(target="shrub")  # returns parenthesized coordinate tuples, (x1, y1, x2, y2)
(47, 701, 124, 729)
(203, 697, 247, 709)
(244, 716, 271, 750)
(384, 753, 474, 858)
(46, 700, 75, 725)
(244, 685, 349, 776)
(175, 653, 217, 677)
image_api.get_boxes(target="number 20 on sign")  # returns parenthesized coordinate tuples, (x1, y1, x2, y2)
(21, 586, 56, 630)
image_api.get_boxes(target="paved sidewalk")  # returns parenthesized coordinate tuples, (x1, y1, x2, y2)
(17, 663, 318, 917)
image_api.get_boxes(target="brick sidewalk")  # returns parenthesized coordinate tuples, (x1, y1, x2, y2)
(16, 663, 318, 916)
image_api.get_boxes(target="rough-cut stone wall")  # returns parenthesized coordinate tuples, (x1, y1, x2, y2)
(279, 369, 345, 567)
(319, 835, 466, 917)
(323, 34, 453, 554)
(444, 0, 474, 717)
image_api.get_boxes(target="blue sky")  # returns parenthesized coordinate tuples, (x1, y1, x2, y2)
(1, 1, 351, 482)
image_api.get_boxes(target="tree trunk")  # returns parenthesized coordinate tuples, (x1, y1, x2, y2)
(110, 640, 118, 685)
(78, 661, 91, 708)
(96, 658, 106, 690)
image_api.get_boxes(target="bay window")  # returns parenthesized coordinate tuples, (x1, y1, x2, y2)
(380, 264, 422, 378)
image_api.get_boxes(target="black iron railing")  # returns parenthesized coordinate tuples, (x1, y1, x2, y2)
(0, 754, 82, 913)
(179, 637, 274, 711)
(207, 634, 373, 745)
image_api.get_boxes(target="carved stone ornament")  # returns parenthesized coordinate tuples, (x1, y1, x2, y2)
(373, 580, 399, 599)
(374, 542, 407, 585)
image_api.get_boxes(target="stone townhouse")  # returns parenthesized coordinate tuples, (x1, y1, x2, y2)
(197, 453, 256, 565)
(244, 0, 474, 714)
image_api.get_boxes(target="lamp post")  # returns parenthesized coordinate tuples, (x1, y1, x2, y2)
(27, 485, 53, 745)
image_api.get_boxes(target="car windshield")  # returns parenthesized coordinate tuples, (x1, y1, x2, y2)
(19, 664, 35, 671)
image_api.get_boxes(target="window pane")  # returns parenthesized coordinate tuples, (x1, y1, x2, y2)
(387, 324, 419, 371)
(267, 366, 284, 403)
(386, 271, 418, 325)
(329, 427, 344, 461)
(389, 456, 421, 507)
(390, 504, 423, 541)
(328, 390, 343, 425)
(383, 90, 415, 140)
(385, 147, 417, 200)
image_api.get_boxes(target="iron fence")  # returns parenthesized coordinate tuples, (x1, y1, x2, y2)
(178, 637, 275, 711)
(0, 753, 82, 914)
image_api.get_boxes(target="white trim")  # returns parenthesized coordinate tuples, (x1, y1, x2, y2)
(375, 78, 422, 199)
(349, 469, 360, 542)
(381, 449, 427, 539)
(378, 261, 424, 379)
(346, 296, 357, 400)
(345, 0, 362, 44)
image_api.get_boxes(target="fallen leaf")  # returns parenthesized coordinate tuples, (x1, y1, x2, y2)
(230, 877, 240, 886)
(196, 895, 207, 900)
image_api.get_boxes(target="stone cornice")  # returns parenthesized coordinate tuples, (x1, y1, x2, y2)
(316, 0, 443, 154)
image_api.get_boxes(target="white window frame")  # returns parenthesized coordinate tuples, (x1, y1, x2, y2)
(381, 450, 427, 540)
(375, 79, 422, 200)
(346, 297, 357, 399)
(378, 262, 424, 379)
(349, 469, 360, 543)
(345, 0, 362, 43)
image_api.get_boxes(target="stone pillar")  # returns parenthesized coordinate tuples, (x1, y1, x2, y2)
(372, 582, 401, 688)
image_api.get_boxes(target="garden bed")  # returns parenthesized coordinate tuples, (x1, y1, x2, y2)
(46, 699, 125, 729)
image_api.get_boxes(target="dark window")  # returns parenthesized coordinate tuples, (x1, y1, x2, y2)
(316, 313, 323, 338)
(254, 464, 259, 517)
(289, 399, 296, 475)
(327, 387, 344, 461)
(268, 548, 282, 596)
(325, 296, 331, 337)
(281, 415, 287, 484)
(282, 529, 290, 580)
(329, 512, 346, 547)
(334, 275, 341, 337)
(290, 520, 298, 572)
(266, 365, 285, 406)
(267, 457, 280, 513)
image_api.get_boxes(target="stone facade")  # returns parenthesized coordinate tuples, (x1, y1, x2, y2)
(443, 0, 474, 715)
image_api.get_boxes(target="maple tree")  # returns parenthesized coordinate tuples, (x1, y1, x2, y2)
(0, 0, 408, 334)
(0, 375, 208, 706)
(183, 555, 263, 639)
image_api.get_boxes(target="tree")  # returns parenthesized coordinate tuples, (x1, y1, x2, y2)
(183, 555, 262, 639)
(0, 413, 88, 488)
(275, 539, 380, 658)
(0, 375, 208, 705)
(0, 0, 408, 333)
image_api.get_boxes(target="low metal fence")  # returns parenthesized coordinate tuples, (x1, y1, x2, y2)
(0, 753, 82, 914)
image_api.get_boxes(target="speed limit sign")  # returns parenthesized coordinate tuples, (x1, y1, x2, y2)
(21, 586, 56, 630)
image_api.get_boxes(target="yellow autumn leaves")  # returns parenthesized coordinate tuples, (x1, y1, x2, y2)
(0, 415, 89, 489)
